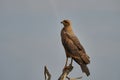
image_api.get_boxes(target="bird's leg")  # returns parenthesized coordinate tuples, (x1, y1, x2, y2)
(69, 58, 73, 66)
(63, 57, 68, 71)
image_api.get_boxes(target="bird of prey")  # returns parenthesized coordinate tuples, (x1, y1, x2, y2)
(61, 19, 90, 76)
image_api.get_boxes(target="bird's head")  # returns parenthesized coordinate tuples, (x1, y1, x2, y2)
(61, 19, 71, 27)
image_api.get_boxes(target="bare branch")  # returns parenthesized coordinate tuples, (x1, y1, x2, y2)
(66, 76, 82, 80)
(44, 66, 51, 80)
(58, 64, 73, 80)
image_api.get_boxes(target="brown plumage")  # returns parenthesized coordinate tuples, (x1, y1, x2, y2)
(61, 19, 90, 76)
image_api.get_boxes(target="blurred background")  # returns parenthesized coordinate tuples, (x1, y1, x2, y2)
(0, 0, 120, 80)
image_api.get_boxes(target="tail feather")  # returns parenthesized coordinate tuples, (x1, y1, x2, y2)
(80, 64, 90, 76)
(73, 58, 90, 76)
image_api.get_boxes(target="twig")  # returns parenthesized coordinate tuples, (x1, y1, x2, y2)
(66, 76, 82, 80)
(44, 66, 51, 80)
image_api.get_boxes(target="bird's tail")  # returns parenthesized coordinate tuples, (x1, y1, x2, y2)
(73, 58, 90, 76)
(80, 64, 90, 76)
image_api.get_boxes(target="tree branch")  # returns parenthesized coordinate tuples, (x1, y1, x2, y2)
(58, 64, 73, 80)
(44, 66, 51, 80)
(66, 76, 82, 80)
(44, 65, 82, 80)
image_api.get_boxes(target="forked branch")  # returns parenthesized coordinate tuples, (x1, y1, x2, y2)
(44, 65, 82, 80)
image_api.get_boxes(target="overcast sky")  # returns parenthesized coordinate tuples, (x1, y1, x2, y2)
(0, 0, 120, 80)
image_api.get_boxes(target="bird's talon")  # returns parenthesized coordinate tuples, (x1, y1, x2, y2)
(63, 66, 69, 71)
(68, 64, 72, 67)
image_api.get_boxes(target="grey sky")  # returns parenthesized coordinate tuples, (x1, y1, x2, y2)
(0, 0, 120, 80)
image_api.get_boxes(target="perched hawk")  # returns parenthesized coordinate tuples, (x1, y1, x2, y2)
(61, 20, 90, 76)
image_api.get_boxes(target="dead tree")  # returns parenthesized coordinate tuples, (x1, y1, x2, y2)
(44, 64, 82, 80)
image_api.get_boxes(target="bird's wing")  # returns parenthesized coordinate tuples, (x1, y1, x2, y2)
(66, 32, 86, 53)
(62, 31, 81, 58)
(64, 32, 90, 64)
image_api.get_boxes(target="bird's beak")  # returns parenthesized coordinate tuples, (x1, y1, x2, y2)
(61, 21, 63, 24)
